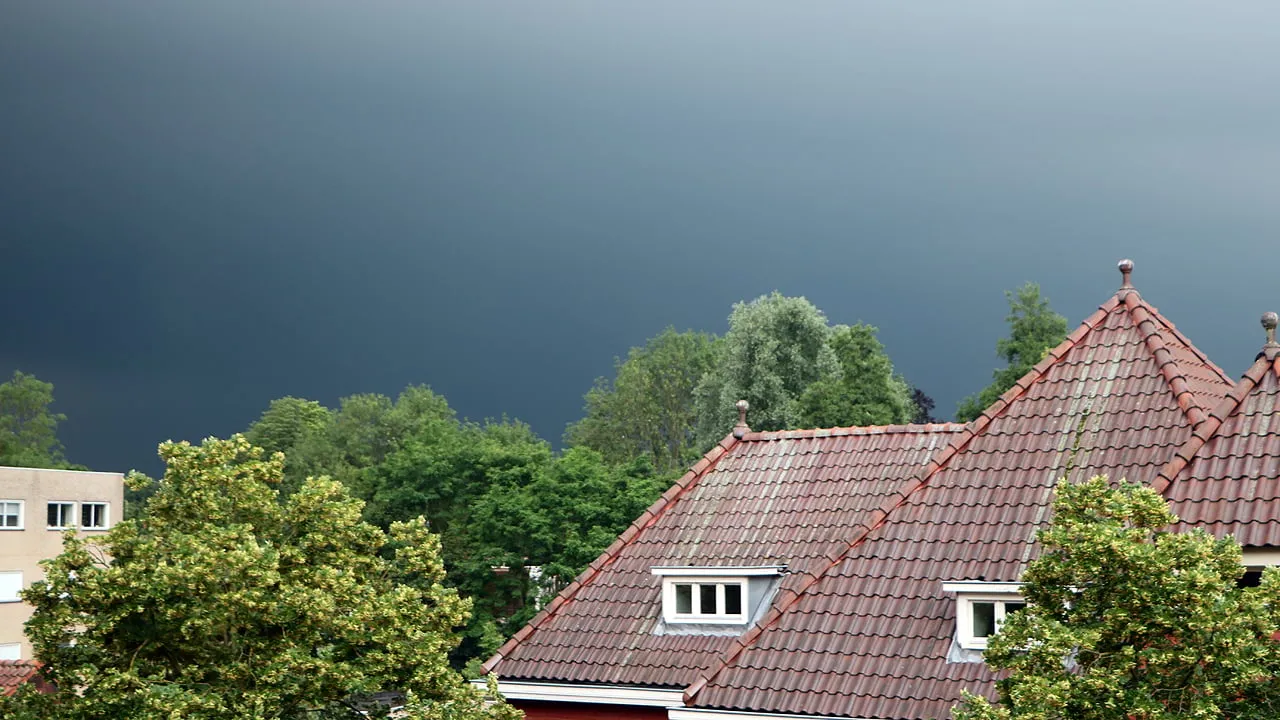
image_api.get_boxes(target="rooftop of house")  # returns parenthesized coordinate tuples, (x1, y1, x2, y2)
(0, 660, 51, 697)
(486, 260, 1277, 720)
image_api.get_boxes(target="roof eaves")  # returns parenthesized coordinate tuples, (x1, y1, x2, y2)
(1151, 352, 1279, 496)
(480, 432, 744, 675)
(682, 299, 1120, 706)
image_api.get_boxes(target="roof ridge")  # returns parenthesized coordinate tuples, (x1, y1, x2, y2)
(1151, 352, 1278, 496)
(1121, 292, 1210, 428)
(682, 298, 1122, 705)
(1136, 297, 1235, 386)
(742, 422, 967, 442)
(480, 432, 744, 675)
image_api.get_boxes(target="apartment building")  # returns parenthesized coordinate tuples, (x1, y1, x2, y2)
(0, 466, 124, 660)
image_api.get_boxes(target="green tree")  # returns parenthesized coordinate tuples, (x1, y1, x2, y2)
(957, 283, 1068, 422)
(0, 435, 518, 720)
(566, 328, 718, 472)
(695, 292, 838, 446)
(954, 476, 1280, 720)
(797, 324, 914, 428)
(246, 396, 332, 456)
(0, 370, 68, 468)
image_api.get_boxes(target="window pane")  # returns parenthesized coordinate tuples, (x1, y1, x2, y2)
(48, 504, 60, 527)
(972, 601, 996, 637)
(724, 584, 743, 615)
(0, 643, 19, 660)
(1004, 602, 1026, 616)
(675, 584, 692, 614)
(700, 584, 718, 615)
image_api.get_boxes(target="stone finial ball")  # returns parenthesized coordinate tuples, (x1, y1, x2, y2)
(1263, 311, 1279, 331)
(1118, 259, 1134, 273)
(735, 399, 750, 412)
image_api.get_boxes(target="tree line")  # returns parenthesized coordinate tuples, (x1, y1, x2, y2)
(0, 283, 1068, 675)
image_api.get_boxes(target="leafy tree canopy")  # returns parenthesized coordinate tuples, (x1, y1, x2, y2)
(566, 327, 718, 472)
(1, 435, 517, 720)
(0, 370, 69, 468)
(955, 476, 1280, 720)
(957, 283, 1068, 422)
(797, 323, 915, 428)
(695, 292, 838, 445)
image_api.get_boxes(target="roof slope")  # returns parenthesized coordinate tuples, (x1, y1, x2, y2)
(1154, 324, 1280, 546)
(484, 424, 965, 688)
(687, 279, 1235, 719)
(0, 660, 50, 697)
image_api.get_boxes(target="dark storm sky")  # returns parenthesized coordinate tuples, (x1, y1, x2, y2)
(3, 2, 1279, 476)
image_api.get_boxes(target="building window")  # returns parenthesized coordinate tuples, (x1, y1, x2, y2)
(942, 581, 1025, 650)
(652, 566, 785, 625)
(0, 643, 19, 660)
(48, 502, 76, 529)
(0, 501, 22, 530)
(80, 502, 108, 530)
(0, 571, 22, 603)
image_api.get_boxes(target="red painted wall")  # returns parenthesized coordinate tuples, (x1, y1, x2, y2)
(514, 700, 670, 720)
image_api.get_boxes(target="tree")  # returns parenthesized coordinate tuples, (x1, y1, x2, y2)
(246, 396, 332, 457)
(0, 435, 518, 720)
(566, 328, 718, 472)
(695, 293, 838, 446)
(797, 324, 914, 428)
(957, 283, 1068, 422)
(0, 370, 68, 468)
(910, 387, 938, 424)
(954, 476, 1280, 720)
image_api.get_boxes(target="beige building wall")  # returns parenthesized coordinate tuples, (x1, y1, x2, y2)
(0, 466, 124, 660)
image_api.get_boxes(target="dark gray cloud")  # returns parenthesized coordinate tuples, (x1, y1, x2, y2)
(3, 2, 1279, 474)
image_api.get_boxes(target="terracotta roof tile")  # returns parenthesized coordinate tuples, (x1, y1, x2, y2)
(688, 290, 1233, 719)
(0, 660, 49, 697)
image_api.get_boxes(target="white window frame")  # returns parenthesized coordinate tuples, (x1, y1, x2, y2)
(80, 502, 109, 530)
(0, 571, 23, 603)
(651, 566, 784, 625)
(0, 500, 23, 530)
(47, 501, 77, 529)
(942, 581, 1025, 650)
(0, 643, 20, 660)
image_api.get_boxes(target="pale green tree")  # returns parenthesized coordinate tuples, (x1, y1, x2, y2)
(957, 283, 1068, 422)
(695, 292, 838, 446)
(954, 476, 1280, 720)
(0, 370, 68, 468)
(797, 323, 915, 428)
(566, 328, 718, 472)
(0, 435, 519, 720)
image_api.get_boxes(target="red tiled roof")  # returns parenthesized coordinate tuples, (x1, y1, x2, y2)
(483, 424, 966, 687)
(0, 660, 49, 697)
(685, 286, 1234, 719)
(1154, 341, 1280, 546)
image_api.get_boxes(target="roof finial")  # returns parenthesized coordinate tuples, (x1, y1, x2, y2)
(1118, 259, 1134, 290)
(733, 399, 750, 438)
(1263, 311, 1279, 348)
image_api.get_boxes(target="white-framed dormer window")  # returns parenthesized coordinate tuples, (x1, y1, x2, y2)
(0, 571, 22, 603)
(80, 502, 108, 530)
(652, 566, 785, 625)
(943, 581, 1025, 650)
(47, 501, 76, 529)
(0, 500, 23, 530)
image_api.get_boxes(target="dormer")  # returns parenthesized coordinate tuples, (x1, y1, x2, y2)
(652, 566, 785, 626)
(942, 581, 1025, 650)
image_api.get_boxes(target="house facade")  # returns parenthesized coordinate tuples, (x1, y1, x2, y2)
(481, 261, 1280, 720)
(0, 466, 124, 660)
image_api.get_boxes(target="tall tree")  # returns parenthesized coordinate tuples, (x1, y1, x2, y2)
(957, 283, 1068, 422)
(695, 292, 838, 446)
(910, 387, 938, 424)
(1, 435, 518, 720)
(245, 396, 331, 456)
(566, 328, 718, 472)
(797, 324, 915, 428)
(954, 477, 1280, 720)
(0, 370, 68, 468)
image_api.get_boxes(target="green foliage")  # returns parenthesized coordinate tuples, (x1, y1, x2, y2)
(954, 476, 1280, 720)
(0, 435, 518, 720)
(566, 327, 718, 472)
(246, 395, 332, 456)
(957, 283, 1068, 422)
(695, 292, 838, 445)
(797, 324, 915, 428)
(0, 370, 68, 468)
